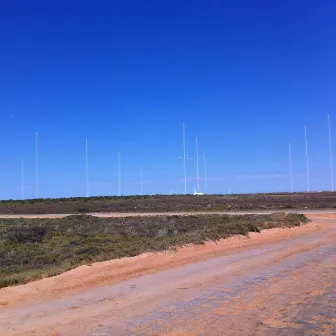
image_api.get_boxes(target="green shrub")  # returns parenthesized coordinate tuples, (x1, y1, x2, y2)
(0, 213, 309, 288)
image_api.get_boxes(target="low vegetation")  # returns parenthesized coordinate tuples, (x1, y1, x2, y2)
(0, 213, 309, 288)
(0, 192, 335, 214)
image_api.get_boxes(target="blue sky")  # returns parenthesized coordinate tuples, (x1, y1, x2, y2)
(1, 0, 336, 199)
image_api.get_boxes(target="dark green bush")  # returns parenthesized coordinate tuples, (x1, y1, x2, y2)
(6, 225, 47, 243)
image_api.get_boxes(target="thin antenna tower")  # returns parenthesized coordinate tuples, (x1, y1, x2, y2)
(204, 151, 207, 190)
(35, 132, 39, 198)
(196, 137, 200, 193)
(86, 139, 89, 197)
(304, 126, 310, 192)
(277, 162, 281, 192)
(183, 123, 187, 194)
(140, 167, 143, 195)
(118, 151, 121, 196)
(289, 142, 293, 193)
(328, 115, 334, 191)
(21, 158, 24, 199)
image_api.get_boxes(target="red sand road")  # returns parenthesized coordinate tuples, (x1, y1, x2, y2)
(0, 213, 335, 335)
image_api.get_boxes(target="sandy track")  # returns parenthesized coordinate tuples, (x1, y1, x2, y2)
(0, 209, 335, 219)
(0, 214, 335, 335)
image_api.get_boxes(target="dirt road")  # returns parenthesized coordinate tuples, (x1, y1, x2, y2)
(0, 208, 335, 218)
(0, 213, 335, 335)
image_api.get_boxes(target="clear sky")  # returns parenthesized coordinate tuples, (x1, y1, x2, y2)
(1, 0, 336, 199)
